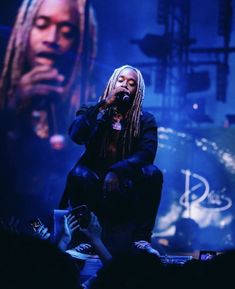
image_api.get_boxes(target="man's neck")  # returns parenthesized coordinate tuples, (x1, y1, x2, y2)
(113, 104, 130, 119)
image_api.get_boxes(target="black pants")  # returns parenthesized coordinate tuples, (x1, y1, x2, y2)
(59, 164, 163, 243)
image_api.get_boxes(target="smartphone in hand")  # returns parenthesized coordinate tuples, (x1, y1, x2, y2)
(68, 205, 91, 228)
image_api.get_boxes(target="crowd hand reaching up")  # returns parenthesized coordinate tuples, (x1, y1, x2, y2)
(15, 65, 65, 106)
(62, 214, 80, 243)
(0, 216, 20, 234)
(79, 212, 102, 242)
(80, 212, 112, 263)
(58, 213, 80, 251)
(35, 224, 51, 240)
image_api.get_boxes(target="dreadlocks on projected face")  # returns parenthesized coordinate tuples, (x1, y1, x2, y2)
(99, 65, 145, 158)
(0, 0, 97, 110)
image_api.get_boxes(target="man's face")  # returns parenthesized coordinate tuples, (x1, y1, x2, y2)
(26, 0, 79, 72)
(114, 68, 138, 99)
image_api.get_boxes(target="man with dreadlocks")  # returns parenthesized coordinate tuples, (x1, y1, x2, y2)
(0, 0, 97, 221)
(59, 65, 163, 255)
(0, 0, 97, 138)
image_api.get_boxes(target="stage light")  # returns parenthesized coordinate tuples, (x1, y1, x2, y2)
(186, 98, 213, 124)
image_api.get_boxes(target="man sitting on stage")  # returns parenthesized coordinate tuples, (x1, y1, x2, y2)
(59, 65, 163, 254)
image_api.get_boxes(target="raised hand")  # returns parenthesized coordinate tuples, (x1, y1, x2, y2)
(0, 216, 20, 234)
(80, 212, 112, 263)
(79, 212, 102, 242)
(63, 214, 80, 242)
(16, 65, 65, 105)
(35, 225, 51, 240)
(58, 213, 80, 251)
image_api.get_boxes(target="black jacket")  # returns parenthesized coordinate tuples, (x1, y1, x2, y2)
(69, 103, 158, 178)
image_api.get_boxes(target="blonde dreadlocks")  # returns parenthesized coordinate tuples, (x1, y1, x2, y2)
(0, 0, 97, 111)
(99, 65, 145, 158)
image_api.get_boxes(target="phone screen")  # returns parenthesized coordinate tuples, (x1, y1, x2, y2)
(68, 205, 91, 228)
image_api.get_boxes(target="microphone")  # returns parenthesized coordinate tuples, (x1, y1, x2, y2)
(116, 92, 130, 102)
(122, 94, 130, 102)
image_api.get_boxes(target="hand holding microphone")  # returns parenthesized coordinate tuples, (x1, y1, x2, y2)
(103, 87, 130, 108)
(116, 92, 130, 103)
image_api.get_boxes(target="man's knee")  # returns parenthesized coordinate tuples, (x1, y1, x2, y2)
(64, 164, 101, 210)
(69, 164, 99, 182)
(66, 164, 100, 199)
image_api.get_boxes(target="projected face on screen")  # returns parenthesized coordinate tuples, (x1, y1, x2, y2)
(26, 0, 79, 78)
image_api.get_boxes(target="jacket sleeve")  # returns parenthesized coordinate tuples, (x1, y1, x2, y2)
(69, 102, 107, 145)
(109, 112, 158, 177)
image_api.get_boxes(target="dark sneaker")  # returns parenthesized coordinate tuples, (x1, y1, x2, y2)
(66, 243, 98, 260)
(134, 240, 160, 256)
